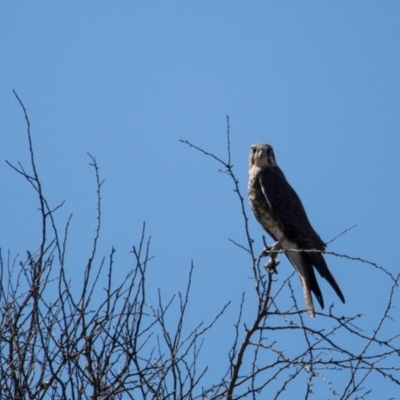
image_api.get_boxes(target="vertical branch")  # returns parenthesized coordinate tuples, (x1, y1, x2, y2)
(12, 90, 46, 266)
(10, 91, 47, 358)
(226, 270, 273, 399)
(80, 153, 104, 308)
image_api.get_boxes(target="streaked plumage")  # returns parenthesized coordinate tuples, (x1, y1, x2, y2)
(248, 143, 345, 317)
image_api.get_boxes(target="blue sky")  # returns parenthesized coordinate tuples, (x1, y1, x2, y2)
(1, 2, 400, 398)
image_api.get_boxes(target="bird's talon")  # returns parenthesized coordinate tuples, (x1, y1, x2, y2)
(265, 257, 280, 274)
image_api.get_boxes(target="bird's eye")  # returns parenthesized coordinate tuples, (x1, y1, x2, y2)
(251, 145, 256, 153)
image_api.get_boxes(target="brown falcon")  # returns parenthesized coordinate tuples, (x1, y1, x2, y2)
(248, 143, 345, 317)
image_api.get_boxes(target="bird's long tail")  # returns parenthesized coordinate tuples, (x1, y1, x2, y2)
(282, 240, 316, 318)
(295, 261, 315, 318)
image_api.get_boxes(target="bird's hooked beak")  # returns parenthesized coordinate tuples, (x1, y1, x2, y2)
(251, 146, 265, 160)
(254, 147, 269, 162)
(257, 148, 266, 159)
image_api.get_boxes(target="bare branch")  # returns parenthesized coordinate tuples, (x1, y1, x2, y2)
(2, 100, 399, 400)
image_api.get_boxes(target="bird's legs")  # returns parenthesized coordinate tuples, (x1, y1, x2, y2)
(261, 235, 285, 274)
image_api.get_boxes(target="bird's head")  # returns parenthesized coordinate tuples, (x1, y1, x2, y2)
(249, 143, 277, 169)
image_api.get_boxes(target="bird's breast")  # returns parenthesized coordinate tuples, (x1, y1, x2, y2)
(248, 168, 284, 241)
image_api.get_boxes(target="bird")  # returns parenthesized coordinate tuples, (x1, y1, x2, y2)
(248, 143, 345, 317)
